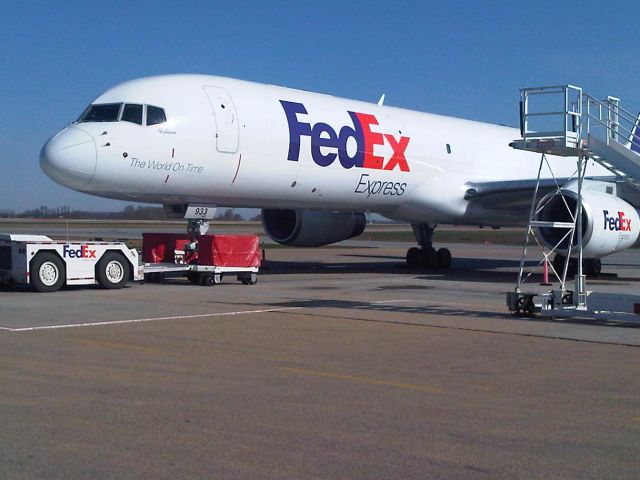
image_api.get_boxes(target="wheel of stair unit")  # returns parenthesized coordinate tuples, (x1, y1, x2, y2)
(515, 296, 535, 316)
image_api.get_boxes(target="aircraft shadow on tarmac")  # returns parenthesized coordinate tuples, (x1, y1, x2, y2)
(260, 257, 538, 284)
(261, 256, 634, 284)
(224, 297, 509, 321)
(210, 297, 640, 329)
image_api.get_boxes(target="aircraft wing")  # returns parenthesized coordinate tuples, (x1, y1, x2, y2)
(464, 175, 640, 212)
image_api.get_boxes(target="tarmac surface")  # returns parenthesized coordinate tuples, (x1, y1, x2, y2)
(1, 241, 639, 479)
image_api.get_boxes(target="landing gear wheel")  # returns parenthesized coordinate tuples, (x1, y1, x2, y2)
(31, 252, 65, 292)
(584, 258, 601, 277)
(552, 254, 565, 275)
(406, 247, 421, 267)
(406, 247, 449, 269)
(96, 252, 129, 289)
(199, 274, 210, 286)
(567, 258, 578, 275)
(436, 248, 452, 269)
(422, 248, 438, 269)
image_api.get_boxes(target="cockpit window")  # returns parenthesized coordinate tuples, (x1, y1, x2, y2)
(78, 103, 122, 122)
(146, 106, 166, 126)
(121, 104, 143, 125)
(76, 102, 167, 126)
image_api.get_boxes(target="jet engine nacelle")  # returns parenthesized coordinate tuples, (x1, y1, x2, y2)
(535, 181, 639, 258)
(261, 209, 366, 247)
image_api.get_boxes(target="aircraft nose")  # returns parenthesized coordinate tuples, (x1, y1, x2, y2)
(40, 126, 97, 190)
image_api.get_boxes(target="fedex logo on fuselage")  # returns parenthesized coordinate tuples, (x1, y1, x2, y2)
(63, 244, 97, 258)
(280, 100, 410, 172)
(603, 210, 632, 231)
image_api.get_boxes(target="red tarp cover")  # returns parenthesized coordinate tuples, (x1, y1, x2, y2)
(197, 235, 261, 267)
(142, 233, 191, 263)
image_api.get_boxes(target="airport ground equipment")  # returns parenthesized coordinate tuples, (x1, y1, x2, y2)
(508, 85, 640, 316)
(142, 233, 260, 285)
(0, 233, 143, 292)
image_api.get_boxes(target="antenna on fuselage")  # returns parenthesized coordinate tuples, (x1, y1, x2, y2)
(377, 94, 385, 106)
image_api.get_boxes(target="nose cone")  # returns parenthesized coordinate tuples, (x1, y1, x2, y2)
(40, 126, 97, 190)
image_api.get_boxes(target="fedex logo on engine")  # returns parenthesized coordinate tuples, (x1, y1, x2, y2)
(63, 244, 97, 258)
(280, 100, 410, 172)
(603, 210, 632, 231)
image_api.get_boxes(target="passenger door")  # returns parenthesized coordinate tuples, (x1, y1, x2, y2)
(203, 86, 239, 153)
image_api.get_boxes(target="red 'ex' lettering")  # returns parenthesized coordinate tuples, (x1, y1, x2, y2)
(382, 134, 410, 172)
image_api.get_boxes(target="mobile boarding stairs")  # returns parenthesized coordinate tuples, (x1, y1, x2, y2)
(507, 85, 640, 318)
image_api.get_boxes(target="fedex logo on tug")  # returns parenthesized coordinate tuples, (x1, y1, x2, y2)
(603, 210, 632, 231)
(63, 245, 97, 258)
(280, 100, 410, 172)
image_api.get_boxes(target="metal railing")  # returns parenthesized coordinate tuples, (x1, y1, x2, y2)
(520, 85, 582, 150)
(520, 84, 640, 154)
(583, 93, 639, 150)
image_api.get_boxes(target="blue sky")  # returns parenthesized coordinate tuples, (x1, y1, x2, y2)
(0, 0, 637, 212)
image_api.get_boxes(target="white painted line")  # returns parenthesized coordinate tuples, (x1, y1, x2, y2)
(2, 307, 301, 333)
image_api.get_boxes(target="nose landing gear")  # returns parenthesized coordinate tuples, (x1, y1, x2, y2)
(187, 219, 210, 236)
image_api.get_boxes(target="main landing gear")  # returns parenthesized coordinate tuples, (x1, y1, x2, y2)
(552, 254, 602, 277)
(405, 223, 452, 269)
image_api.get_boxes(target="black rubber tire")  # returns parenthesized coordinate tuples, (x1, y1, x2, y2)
(515, 296, 535, 317)
(552, 254, 565, 275)
(585, 258, 601, 277)
(31, 252, 65, 292)
(96, 252, 129, 289)
(187, 272, 200, 284)
(241, 275, 258, 285)
(406, 247, 421, 267)
(436, 248, 452, 269)
(421, 248, 438, 269)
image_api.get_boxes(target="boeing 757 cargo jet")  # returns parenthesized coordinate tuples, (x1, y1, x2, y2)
(40, 75, 640, 272)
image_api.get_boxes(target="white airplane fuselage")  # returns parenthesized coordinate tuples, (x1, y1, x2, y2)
(40, 74, 600, 226)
